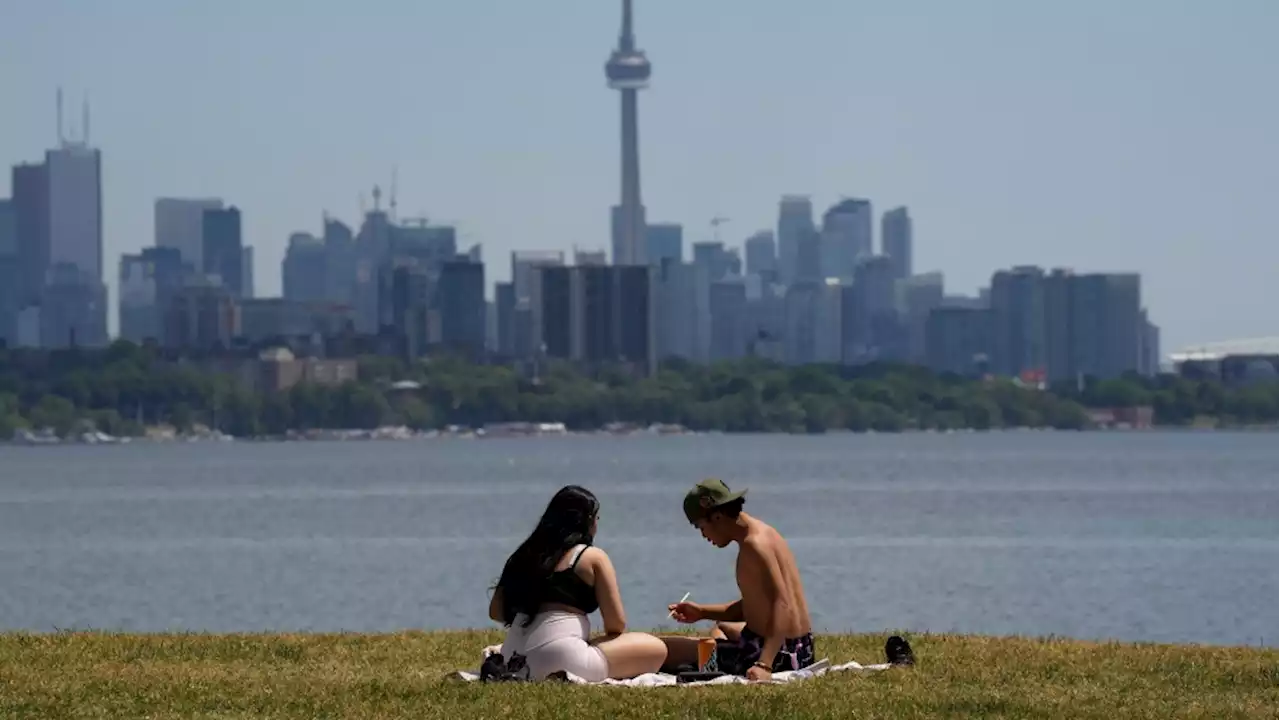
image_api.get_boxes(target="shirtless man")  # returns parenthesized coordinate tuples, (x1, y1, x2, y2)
(661, 478, 814, 682)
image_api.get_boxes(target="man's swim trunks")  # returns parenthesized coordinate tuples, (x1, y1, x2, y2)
(715, 626, 816, 675)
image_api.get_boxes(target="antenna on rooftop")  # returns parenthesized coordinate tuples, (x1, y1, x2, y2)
(390, 167, 399, 223)
(56, 87, 64, 144)
(82, 94, 91, 145)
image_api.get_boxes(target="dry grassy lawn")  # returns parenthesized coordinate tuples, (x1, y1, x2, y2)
(0, 630, 1274, 719)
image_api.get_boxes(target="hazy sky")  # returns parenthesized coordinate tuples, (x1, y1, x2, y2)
(1, 0, 1275, 351)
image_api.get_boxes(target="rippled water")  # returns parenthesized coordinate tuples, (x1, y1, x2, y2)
(0, 431, 1274, 646)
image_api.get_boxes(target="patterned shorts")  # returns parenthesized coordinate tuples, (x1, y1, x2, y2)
(715, 627, 816, 675)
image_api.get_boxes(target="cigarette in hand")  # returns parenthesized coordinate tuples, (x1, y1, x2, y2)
(668, 592, 691, 618)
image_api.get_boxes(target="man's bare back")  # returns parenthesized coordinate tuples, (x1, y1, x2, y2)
(735, 513, 811, 639)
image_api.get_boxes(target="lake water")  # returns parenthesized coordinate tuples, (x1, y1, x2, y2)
(0, 432, 1274, 646)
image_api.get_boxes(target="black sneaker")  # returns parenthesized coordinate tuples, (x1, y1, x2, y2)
(885, 635, 915, 666)
(479, 653, 507, 682)
(479, 652, 531, 682)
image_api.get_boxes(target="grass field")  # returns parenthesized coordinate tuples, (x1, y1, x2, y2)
(0, 630, 1274, 719)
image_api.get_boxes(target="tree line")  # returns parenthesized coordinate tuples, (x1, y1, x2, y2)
(0, 341, 1274, 439)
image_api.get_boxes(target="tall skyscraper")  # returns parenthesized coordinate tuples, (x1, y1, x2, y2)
(852, 255, 900, 358)
(202, 206, 244, 297)
(437, 257, 486, 358)
(882, 206, 913, 281)
(605, 0, 652, 266)
(155, 198, 223, 274)
(323, 216, 356, 306)
(776, 196, 814, 285)
(708, 279, 749, 361)
(654, 260, 710, 362)
(645, 222, 682, 266)
(11, 162, 50, 307)
(743, 231, 777, 278)
(820, 198, 873, 279)
(900, 271, 945, 364)
(283, 233, 327, 303)
(989, 266, 1047, 379)
(46, 143, 103, 283)
(510, 249, 565, 356)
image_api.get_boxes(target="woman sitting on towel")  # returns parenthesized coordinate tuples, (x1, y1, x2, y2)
(489, 485, 666, 681)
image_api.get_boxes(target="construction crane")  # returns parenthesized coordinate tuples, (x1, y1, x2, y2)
(710, 216, 730, 243)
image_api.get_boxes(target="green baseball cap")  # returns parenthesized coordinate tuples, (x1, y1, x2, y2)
(683, 478, 748, 524)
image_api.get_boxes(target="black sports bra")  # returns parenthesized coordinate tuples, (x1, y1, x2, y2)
(543, 545, 598, 614)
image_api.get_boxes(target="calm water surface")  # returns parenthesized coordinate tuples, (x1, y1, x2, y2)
(0, 432, 1274, 646)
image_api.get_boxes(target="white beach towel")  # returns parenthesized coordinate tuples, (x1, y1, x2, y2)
(452, 645, 893, 686)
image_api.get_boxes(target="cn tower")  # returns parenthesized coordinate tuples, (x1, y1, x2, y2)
(605, 0, 651, 266)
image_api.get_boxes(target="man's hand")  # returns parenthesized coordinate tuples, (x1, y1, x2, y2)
(667, 601, 704, 624)
(746, 663, 772, 682)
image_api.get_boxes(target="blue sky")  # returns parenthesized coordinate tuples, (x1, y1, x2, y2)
(1, 0, 1275, 350)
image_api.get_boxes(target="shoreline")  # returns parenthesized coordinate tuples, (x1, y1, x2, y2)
(3, 630, 1274, 719)
(3, 423, 1276, 447)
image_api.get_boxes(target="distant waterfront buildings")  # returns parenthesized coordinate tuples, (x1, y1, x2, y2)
(0, 82, 1170, 388)
(156, 198, 223, 273)
(881, 207, 912, 281)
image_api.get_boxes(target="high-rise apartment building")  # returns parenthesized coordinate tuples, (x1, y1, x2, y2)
(654, 260, 710, 362)
(795, 228, 822, 283)
(989, 266, 1048, 378)
(645, 223, 682, 266)
(820, 198, 873, 279)
(850, 255, 898, 357)
(202, 206, 244, 297)
(283, 233, 326, 303)
(11, 163, 50, 308)
(1068, 272, 1142, 380)
(437, 257, 486, 357)
(511, 249, 565, 356)
(155, 198, 223, 273)
(708, 279, 748, 361)
(900, 272, 945, 364)
(776, 196, 814, 285)
(743, 230, 777, 279)
(972, 266, 1149, 382)
(881, 207, 912, 281)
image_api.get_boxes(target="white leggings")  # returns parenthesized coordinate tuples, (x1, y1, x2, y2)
(500, 611, 609, 682)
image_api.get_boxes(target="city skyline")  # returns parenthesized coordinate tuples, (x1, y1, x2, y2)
(0, 0, 1274, 351)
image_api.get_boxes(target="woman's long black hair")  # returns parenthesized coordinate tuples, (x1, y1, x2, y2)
(494, 485, 599, 627)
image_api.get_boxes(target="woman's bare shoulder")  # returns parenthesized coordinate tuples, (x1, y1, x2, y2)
(580, 545, 610, 566)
